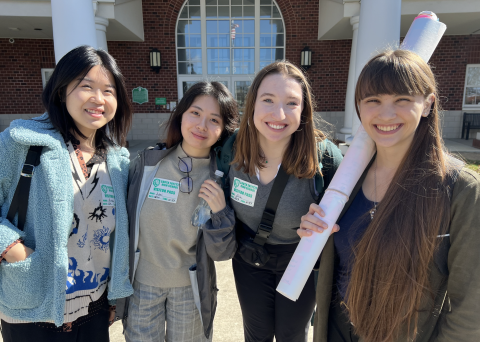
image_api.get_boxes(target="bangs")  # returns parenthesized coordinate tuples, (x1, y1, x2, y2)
(355, 53, 431, 101)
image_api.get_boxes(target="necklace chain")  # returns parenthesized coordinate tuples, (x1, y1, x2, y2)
(370, 158, 378, 220)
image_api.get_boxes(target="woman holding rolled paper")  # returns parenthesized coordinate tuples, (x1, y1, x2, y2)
(221, 61, 342, 342)
(298, 50, 480, 342)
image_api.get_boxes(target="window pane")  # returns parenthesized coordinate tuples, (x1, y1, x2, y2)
(260, 34, 272, 47)
(190, 6, 201, 18)
(242, 20, 254, 33)
(465, 87, 480, 105)
(274, 48, 284, 60)
(243, 6, 254, 18)
(180, 7, 188, 19)
(260, 0, 271, 4)
(177, 21, 188, 33)
(231, 6, 242, 17)
(189, 0, 200, 5)
(260, 6, 272, 18)
(272, 19, 284, 33)
(260, 20, 271, 33)
(183, 81, 199, 94)
(235, 80, 252, 109)
(218, 6, 229, 18)
(206, 6, 217, 18)
(219, 20, 230, 33)
(218, 0, 229, 4)
(233, 61, 254, 74)
(219, 34, 230, 47)
(244, 0, 254, 5)
(207, 34, 218, 47)
(178, 62, 202, 74)
(273, 34, 284, 46)
(189, 35, 202, 47)
(231, 0, 242, 4)
(178, 49, 187, 61)
(177, 35, 187, 47)
(207, 21, 218, 34)
(260, 48, 272, 61)
(466, 67, 480, 86)
(189, 20, 201, 33)
(206, 0, 217, 4)
(243, 34, 254, 47)
(272, 6, 281, 18)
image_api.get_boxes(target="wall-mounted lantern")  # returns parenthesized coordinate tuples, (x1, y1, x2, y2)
(150, 48, 161, 73)
(301, 46, 312, 70)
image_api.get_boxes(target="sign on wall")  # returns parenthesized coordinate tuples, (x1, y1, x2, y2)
(155, 97, 167, 105)
(132, 87, 148, 104)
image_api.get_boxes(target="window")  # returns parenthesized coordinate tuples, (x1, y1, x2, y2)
(464, 64, 480, 108)
(176, 0, 285, 106)
(41, 68, 54, 88)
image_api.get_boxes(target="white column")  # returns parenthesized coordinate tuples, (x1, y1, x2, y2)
(51, 0, 98, 63)
(340, 15, 360, 136)
(350, 0, 402, 137)
(95, 16, 109, 52)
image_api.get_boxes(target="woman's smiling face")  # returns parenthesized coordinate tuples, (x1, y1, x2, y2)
(65, 65, 117, 137)
(359, 93, 434, 151)
(180, 95, 223, 158)
(253, 74, 303, 146)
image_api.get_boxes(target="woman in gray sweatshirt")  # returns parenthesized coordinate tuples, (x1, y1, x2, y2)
(121, 82, 239, 342)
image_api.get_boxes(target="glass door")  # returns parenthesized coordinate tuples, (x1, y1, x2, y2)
(232, 76, 252, 114)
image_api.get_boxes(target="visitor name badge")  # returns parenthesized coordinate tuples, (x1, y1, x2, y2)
(231, 177, 258, 207)
(101, 184, 115, 206)
(148, 178, 180, 203)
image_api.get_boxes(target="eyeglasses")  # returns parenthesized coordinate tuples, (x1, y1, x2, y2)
(178, 156, 193, 194)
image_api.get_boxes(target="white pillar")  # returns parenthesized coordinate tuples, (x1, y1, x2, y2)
(95, 16, 109, 52)
(350, 0, 402, 137)
(340, 16, 360, 136)
(51, 0, 98, 63)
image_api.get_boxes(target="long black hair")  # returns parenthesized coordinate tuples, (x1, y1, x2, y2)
(164, 81, 239, 148)
(42, 45, 133, 148)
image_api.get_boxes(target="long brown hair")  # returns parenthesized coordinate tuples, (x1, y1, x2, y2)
(164, 81, 239, 148)
(347, 50, 451, 342)
(232, 61, 325, 178)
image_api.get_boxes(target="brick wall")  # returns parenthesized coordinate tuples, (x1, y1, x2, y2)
(0, 0, 478, 138)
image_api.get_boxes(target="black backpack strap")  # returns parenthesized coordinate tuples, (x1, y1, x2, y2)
(7, 146, 43, 231)
(214, 130, 238, 202)
(253, 166, 290, 246)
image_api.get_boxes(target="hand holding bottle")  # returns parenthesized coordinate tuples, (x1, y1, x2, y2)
(198, 179, 226, 214)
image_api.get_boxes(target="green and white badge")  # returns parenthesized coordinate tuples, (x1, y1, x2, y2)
(101, 184, 115, 207)
(148, 178, 180, 203)
(231, 177, 258, 207)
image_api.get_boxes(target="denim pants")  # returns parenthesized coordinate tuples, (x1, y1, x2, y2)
(124, 280, 210, 342)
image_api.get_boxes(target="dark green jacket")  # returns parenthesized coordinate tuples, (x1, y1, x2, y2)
(313, 167, 480, 342)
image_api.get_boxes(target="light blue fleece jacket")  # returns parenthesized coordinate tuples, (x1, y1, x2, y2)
(0, 114, 133, 326)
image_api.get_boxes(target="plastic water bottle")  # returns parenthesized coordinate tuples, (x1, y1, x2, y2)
(191, 170, 224, 227)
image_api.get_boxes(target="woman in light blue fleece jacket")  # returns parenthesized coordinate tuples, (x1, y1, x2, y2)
(0, 46, 133, 342)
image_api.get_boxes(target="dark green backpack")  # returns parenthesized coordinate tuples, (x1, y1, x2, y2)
(214, 130, 335, 203)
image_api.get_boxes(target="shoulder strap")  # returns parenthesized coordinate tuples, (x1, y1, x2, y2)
(7, 146, 43, 231)
(314, 139, 332, 196)
(215, 130, 238, 201)
(253, 166, 290, 246)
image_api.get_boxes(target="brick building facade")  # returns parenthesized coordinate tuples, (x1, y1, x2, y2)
(1, 0, 479, 139)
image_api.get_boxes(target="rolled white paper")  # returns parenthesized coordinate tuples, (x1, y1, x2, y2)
(277, 126, 376, 301)
(276, 12, 447, 301)
(400, 12, 447, 62)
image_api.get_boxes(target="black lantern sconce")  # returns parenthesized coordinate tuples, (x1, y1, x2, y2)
(300, 46, 312, 70)
(150, 48, 161, 73)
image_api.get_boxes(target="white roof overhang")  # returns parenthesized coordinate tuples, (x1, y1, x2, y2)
(0, 0, 144, 41)
(318, 0, 480, 40)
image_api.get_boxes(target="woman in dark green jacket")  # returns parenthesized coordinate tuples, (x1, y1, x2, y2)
(298, 49, 480, 342)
